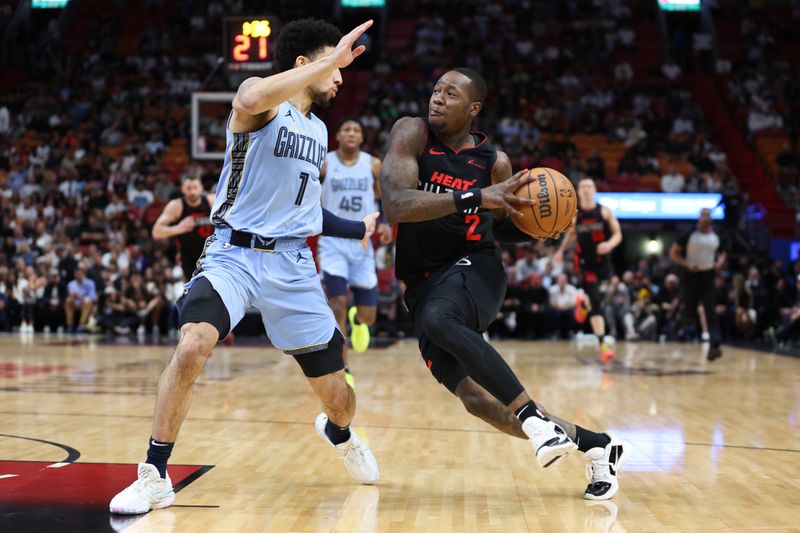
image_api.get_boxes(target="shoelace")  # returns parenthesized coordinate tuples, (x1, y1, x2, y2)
(342, 439, 370, 466)
(586, 458, 612, 482)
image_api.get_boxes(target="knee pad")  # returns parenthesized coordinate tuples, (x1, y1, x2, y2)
(292, 329, 345, 378)
(178, 277, 231, 341)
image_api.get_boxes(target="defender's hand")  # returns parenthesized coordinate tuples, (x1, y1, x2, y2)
(360, 211, 379, 250)
(481, 169, 536, 217)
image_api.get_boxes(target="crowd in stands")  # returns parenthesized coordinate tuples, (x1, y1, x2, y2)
(1, 1, 799, 348)
(720, 8, 800, 210)
(486, 241, 800, 347)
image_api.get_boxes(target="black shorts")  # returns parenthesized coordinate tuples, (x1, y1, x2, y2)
(408, 249, 506, 394)
(579, 261, 611, 316)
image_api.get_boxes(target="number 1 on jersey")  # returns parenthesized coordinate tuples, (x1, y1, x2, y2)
(465, 214, 481, 241)
(295, 172, 310, 206)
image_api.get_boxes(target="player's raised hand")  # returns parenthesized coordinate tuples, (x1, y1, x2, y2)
(360, 211, 380, 250)
(481, 168, 536, 217)
(329, 20, 373, 70)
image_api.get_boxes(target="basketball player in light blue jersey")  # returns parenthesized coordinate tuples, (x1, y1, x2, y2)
(319, 117, 392, 386)
(111, 19, 380, 516)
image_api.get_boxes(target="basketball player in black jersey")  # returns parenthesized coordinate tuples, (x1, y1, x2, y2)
(152, 174, 216, 279)
(381, 68, 626, 500)
(153, 175, 233, 343)
(554, 178, 622, 362)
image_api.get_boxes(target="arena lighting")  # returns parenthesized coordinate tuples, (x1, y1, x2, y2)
(341, 0, 386, 6)
(658, 0, 701, 12)
(31, 0, 70, 7)
(595, 192, 724, 220)
(645, 238, 662, 255)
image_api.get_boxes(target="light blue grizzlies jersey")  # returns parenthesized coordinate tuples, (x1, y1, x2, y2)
(211, 102, 327, 238)
(321, 151, 375, 221)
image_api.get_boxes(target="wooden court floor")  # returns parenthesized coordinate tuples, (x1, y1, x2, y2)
(1, 335, 799, 532)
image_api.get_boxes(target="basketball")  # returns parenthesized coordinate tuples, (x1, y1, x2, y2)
(511, 167, 577, 239)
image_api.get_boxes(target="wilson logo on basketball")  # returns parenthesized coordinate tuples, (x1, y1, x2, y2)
(536, 172, 552, 218)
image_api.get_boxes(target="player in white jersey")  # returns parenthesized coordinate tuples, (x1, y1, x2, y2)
(110, 19, 380, 516)
(319, 117, 391, 385)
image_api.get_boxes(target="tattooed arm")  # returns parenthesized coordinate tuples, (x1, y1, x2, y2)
(380, 117, 535, 224)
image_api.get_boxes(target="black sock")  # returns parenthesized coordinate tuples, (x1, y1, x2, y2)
(325, 419, 351, 445)
(575, 427, 611, 453)
(146, 437, 174, 478)
(514, 400, 548, 423)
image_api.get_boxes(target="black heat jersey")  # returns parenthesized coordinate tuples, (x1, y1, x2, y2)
(177, 195, 213, 278)
(395, 119, 498, 290)
(574, 203, 611, 276)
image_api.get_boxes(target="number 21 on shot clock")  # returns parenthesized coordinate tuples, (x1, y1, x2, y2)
(224, 16, 280, 72)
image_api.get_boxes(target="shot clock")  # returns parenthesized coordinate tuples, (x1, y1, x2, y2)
(224, 16, 280, 72)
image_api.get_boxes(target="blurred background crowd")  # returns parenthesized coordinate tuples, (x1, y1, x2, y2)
(1, 0, 799, 349)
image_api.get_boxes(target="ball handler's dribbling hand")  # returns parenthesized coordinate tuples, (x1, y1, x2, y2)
(481, 168, 536, 217)
(329, 20, 374, 69)
(360, 211, 380, 251)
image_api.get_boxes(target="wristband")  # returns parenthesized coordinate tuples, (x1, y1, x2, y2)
(453, 188, 482, 212)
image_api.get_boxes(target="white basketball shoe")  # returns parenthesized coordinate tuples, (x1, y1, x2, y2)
(315, 412, 380, 485)
(109, 463, 175, 514)
(583, 434, 627, 500)
(521, 415, 578, 468)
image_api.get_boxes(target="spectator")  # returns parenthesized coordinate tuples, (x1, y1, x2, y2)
(522, 274, 549, 339)
(548, 273, 577, 339)
(655, 274, 682, 338)
(65, 267, 97, 333)
(128, 180, 155, 209)
(661, 163, 686, 192)
(38, 270, 65, 333)
(603, 275, 635, 340)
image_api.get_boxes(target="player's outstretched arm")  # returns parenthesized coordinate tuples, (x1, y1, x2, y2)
(381, 118, 536, 224)
(231, 20, 372, 131)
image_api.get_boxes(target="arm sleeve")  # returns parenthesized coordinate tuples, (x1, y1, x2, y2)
(492, 216, 534, 243)
(321, 208, 366, 240)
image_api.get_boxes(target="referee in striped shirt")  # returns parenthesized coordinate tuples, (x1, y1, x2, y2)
(669, 208, 726, 361)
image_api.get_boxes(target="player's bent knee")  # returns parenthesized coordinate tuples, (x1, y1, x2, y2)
(419, 299, 456, 340)
(178, 325, 217, 356)
(292, 329, 345, 378)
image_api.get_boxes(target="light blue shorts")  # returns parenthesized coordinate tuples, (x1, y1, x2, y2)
(317, 236, 378, 289)
(187, 228, 338, 354)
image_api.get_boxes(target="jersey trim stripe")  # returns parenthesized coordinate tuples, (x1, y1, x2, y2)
(190, 234, 217, 278)
(212, 132, 251, 227)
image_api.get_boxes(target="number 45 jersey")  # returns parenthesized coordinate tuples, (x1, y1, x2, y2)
(395, 118, 498, 291)
(321, 151, 376, 221)
(318, 150, 379, 289)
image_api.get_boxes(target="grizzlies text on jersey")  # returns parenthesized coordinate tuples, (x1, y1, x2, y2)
(211, 102, 327, 238)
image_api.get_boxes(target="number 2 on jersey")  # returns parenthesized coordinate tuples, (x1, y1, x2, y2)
(465, 214, 481, 241)
(294, 172, 310, 206)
